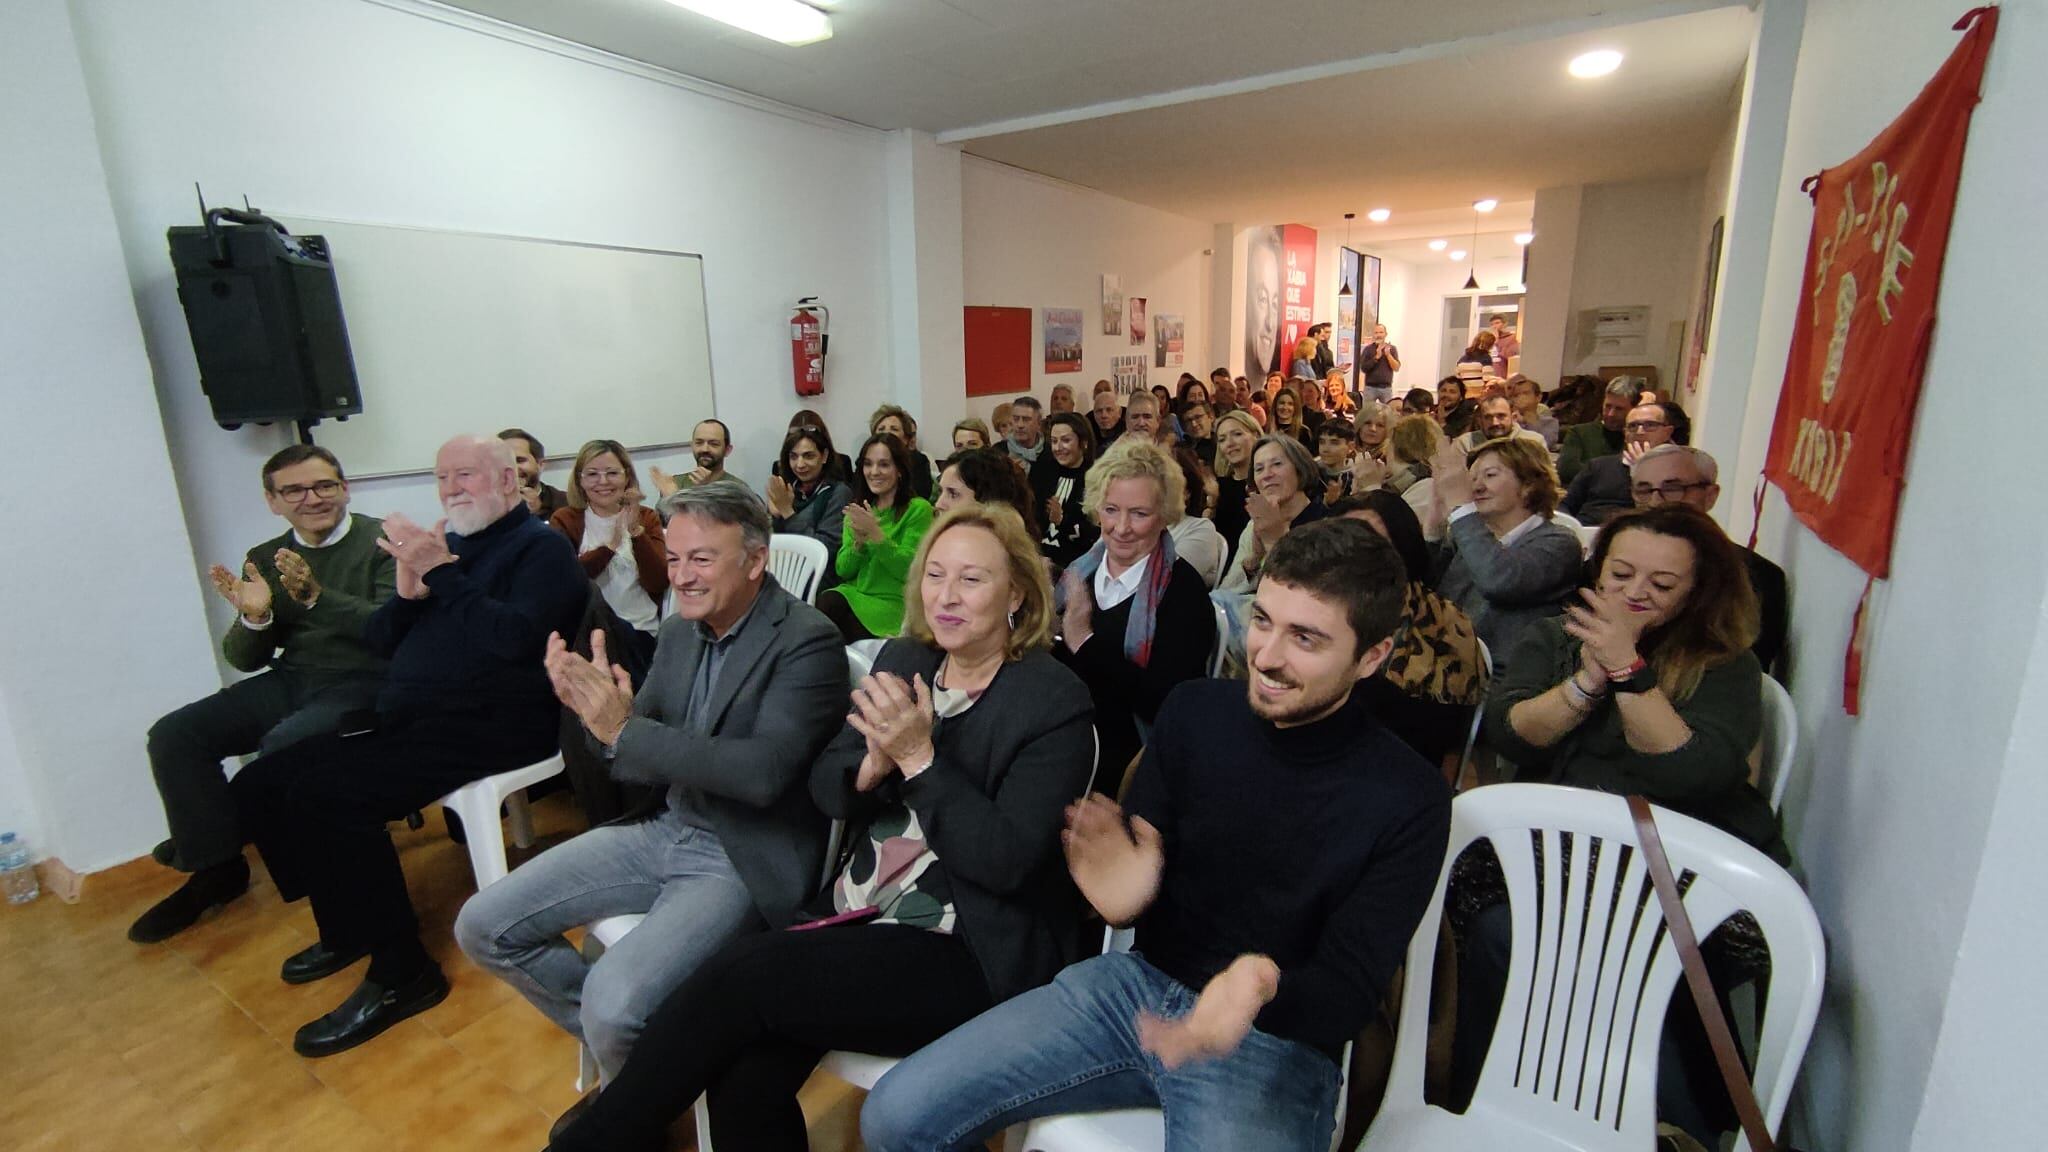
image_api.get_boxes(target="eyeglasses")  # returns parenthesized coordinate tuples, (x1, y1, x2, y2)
(579, 469, 625, 483)
(1632, 480, 1711, 502)
(1624, 419, 1670, 433)
(273, 480, 343, 503)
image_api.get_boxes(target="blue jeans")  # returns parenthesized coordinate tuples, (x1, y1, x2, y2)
(861, 951, 1339, 1152)
(453, 808, 763, 1080)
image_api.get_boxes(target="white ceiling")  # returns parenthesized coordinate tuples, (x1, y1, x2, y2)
(963, 5, 1754, 229)
(430, 0, 1739, 134)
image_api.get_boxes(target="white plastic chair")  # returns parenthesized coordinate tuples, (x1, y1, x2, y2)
(1360, 783, 1826, 1152)
(1574, 522, 1602, 559)
(1756, 676, 1797, 813)
(1548, 511, 1585, 534)
(1455, 638, 1493, 785)
(1207, 600, 1230, 678)
(768, 533, 830, 603)
(436, 753, 565, 889)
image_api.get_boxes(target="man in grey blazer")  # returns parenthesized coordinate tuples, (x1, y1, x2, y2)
(455, 481, 847, 1085)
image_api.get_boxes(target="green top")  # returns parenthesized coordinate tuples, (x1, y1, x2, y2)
(222, 513, 398, 679)
(1484, 617, 1787, 863)
(832, 497, 934, 637)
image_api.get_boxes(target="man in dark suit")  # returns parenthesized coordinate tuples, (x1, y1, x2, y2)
(1628, 444, 1790, 677)
(230, 435, 587, 1057)
(455, 480, 847, 1100)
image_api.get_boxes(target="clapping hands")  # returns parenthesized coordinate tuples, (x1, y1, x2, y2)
(209, 561, 273, 622)
(544, 630, 635, 746)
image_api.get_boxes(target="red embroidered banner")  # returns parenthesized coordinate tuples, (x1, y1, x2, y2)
(1759, 7, 1998, 711)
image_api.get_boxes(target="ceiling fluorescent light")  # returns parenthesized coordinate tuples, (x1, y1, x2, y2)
(1428, 239, 1448, 252)
(1449, 250, 1467, 261)
(666, 0, 833, 46)
(1569, 49, 1623, 78)
(1473, 199, 1498, 213)
(1514, 232, 1535, 245)
(1366, 208, 1391, 223)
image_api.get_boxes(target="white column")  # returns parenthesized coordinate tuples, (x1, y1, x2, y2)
(1519, 184, 1583, 390)
(884, 129, 966, 436)
(0, 0, 220, 870)
(1692, 0, 1806, 492)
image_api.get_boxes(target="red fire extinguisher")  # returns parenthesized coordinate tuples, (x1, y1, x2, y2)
(791, 297, 829, 397)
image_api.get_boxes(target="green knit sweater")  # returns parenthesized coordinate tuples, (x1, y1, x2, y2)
(222, 513, 397, 678)
(832, 498, 934, 636)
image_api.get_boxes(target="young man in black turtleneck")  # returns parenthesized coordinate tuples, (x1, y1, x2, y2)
(863, 519, 1452, 1152)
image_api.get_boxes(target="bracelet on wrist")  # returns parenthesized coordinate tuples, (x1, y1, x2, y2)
(1561, 675, 1596, 711)
(1604, 656, 1649, 682)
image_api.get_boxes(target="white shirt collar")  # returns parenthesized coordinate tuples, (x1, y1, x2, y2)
(294, 513, 351, 550)
(1498, 513, 1545, 548)
(1093, 550, 1151, 611)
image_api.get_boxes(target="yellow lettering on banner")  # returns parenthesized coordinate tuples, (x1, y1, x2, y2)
(1788, 419, 1814, 486)
(1877, 203, 1914, 323)
(1824, 431, 1853, 503)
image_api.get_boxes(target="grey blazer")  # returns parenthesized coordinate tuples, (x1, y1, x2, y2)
(1435, 512, 1583, 674)
(773, 480, 853, 575)
(607, 577, 849, 928)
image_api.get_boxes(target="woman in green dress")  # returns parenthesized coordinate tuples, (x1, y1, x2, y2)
(818, 432, 934, 642)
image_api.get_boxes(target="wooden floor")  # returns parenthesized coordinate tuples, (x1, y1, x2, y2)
(0, 793, 864, 1152)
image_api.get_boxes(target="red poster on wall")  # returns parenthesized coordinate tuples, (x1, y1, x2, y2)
(1280, 225, 1317, 375)
(1760, 6, 1998, 711)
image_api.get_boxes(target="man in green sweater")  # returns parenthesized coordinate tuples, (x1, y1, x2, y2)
(129, 444, 396, 944)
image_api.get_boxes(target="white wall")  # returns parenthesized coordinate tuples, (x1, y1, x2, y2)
(0, 0, 222, 871)
(960, 156, 1213, 416)
(1566, 176, 1707, 389)
(70, 0, 902, 659)
(1521, 184, 1585, 389)
(1721, 0, 2048, 1147)
(1402, 255, 1528, 388)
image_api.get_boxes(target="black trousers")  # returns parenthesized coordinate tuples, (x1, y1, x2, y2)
(816, 587, 879, 643)
(147, 669, 382, 871)
(551, 922, 994, 1152)
(230, 709, 555, 967)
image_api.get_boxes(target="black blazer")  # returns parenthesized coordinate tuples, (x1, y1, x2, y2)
(810, 641, 1096, 1002)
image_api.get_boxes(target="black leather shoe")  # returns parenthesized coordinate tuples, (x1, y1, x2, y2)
(151, 838, 178, 867)
(127, 856, 250, 943)
(280, 939, 370, 985)
(291, 967, 450, 1058)
(548, 1088, 599, 1143)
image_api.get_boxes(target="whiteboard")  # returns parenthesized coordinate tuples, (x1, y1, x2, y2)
(281, 216, 714, 478)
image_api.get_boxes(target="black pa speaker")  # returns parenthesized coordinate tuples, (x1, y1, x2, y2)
(168, 211, 361, 429)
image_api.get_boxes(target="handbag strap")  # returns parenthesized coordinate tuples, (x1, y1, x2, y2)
(1627, 795, 1778, 1152)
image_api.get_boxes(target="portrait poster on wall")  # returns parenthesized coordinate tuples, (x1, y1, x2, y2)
(1336, 248, 1361, 378)
(1243, 224, 1317, 380)
(1128, 297, 1148, 346)
(1100, 274, 1123, 336)
(1110, 353, 1146, 397)
(1043, 308, 1083, 374)
(1154, 314, 1184, 369)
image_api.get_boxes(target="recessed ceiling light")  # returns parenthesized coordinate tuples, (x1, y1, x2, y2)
(1514, 232, 1535, 245)
(1569, 49, 1623, 79)
(666, 0, 833, 46)
(1428, 239, 1448, 252)
(1366, 208, 1391, 223)
(1473, 199, 1498, 213)
(1449, 250, 1467, 261)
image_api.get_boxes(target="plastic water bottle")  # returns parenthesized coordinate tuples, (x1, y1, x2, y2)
(0, 832, 37, 905)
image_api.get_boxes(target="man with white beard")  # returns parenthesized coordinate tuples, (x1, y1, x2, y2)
(230, 435, 585, 1059)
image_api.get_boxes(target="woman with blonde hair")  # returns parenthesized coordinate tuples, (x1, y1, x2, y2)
(1288, 334, 1319, 383)
(1209, 409, 1263, 570)
(549, 502, 1095, 1152)
(1267, 383, 1314, 452)
(1383, 413, 1446, 539)
(951, 417, 994, 453)
(1053, 440, 1216, 794)
(1430, 436, 1582, 671)
(549, 439, 665, 644)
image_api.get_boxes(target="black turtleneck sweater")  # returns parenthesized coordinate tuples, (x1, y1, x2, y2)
(1125, 678, 1452, 1058)
(363, 503, 585, 740)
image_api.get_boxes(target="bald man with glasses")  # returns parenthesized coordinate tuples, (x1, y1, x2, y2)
(130, 444, 397, 945)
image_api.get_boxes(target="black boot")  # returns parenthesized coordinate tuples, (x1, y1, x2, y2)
(127, 855, 250, 943)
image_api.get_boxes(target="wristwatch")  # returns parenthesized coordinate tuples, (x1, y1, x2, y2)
(1607, 658, 1656, 695)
